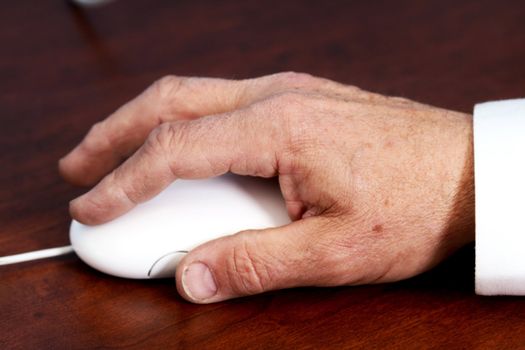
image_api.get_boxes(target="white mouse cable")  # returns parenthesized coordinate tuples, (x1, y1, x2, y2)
(0, 246, 74, 266)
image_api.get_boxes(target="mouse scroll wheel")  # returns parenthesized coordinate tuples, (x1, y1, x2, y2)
(147, 251, 188, 278)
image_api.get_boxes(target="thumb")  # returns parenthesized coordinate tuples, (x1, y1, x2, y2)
(175, 218, 331, 303)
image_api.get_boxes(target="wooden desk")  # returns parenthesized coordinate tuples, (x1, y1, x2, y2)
(1, 0, 524, 348)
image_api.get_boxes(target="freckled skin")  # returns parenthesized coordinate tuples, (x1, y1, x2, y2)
(59, 72, 475, 303)
(372, 224, 383, 233)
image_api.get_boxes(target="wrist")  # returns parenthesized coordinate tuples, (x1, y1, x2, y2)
(445, 112, 475, 249)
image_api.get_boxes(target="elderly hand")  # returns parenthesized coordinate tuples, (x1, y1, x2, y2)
(59, 72, 474, 303)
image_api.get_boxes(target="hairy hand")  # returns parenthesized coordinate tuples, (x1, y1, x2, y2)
(59, 72, 474, 303)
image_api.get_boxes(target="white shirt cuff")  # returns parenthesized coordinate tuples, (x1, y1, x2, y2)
(474, 98, 525, 295)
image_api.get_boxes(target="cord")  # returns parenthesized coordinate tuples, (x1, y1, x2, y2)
(0, 246, 75, 266)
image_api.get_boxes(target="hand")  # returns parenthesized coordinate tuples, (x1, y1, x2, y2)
(59, 72, 474, 303)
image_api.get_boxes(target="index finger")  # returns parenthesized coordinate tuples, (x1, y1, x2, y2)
(68, 99, 293, 225)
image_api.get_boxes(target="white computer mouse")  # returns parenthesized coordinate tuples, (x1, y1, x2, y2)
(70, 174, 290, 279)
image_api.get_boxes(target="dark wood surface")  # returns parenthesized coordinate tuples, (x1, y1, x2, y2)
(1, 0, 525, 348)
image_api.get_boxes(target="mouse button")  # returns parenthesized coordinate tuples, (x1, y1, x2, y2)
(148, 251, 187, 279)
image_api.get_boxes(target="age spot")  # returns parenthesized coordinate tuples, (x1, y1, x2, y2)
(372, 224, 383, 233)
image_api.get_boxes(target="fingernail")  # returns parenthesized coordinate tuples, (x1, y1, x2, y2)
(182, 262, 217, 301)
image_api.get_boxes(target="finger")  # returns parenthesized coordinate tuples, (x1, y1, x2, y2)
(59, 72, 376, 187)
(59, 76, 248, 186)
(58, 72, 326, 186)
(175, 217, 349, 303)
(69, 101, 289, 225)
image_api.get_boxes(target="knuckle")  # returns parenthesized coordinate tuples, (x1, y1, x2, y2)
(151, 75, 185, 101)
(144, 122, 181, 157)
(89, 121, 105, 135)
(83, 122, 110, 153)
(274, 71, 317, 87)
(226, 235, 270, 295)
(145, 122, 197, 177)
(344, 84, 385, 103)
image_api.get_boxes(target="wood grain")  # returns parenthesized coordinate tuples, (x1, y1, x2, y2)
(1, 0, 525, 348)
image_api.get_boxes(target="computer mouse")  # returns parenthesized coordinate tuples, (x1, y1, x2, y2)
(70, 174, 290, 279)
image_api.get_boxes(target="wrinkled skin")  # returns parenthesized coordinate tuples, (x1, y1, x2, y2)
(59, 72, 474, 303)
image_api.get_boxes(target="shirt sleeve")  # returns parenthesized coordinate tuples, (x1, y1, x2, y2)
(474, 98, 525, 295)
